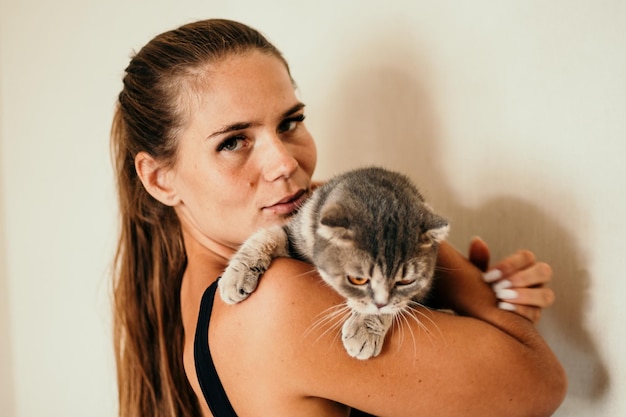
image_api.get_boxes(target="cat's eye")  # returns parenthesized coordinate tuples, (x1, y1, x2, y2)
(347, 275, 369, 285)
(396, 278, 416, 286)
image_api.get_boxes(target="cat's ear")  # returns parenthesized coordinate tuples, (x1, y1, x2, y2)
(420, 214, 449, 248)
(319, 203, 354, 242)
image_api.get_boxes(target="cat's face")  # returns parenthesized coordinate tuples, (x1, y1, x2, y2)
(314, 242, 441, 315)
(308, 169, 448, 315)
(310, 193, 448, 315)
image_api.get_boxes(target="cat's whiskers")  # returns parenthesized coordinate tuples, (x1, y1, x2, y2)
(392, 310, 418, 360)
(434, 265, 462, 274)
(291, 268, 356, 346)
(289, 268, 343, 296)
(402, 302, 445, 346)
(290, 268, 322, 280)
(304, 302, 351, 345)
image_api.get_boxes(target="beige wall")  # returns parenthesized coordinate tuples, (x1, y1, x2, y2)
(1, 0, 624, 416)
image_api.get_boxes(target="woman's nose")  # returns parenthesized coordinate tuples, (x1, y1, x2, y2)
(262, 136, 299, 181)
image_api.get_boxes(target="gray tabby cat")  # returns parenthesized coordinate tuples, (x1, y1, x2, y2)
(219, 167, 449, 360)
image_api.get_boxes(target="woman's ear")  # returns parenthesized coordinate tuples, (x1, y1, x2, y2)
(135, 151, 181, 206)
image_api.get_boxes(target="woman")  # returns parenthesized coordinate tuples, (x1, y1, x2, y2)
(111, 19, 566, 417)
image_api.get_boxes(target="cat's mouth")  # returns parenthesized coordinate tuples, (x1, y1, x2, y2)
(349, 300, 405, 315)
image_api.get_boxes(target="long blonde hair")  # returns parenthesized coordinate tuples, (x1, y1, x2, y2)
(111, 19, 289, 416)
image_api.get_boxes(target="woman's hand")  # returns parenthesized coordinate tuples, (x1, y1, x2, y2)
(467, 237, 555, 323)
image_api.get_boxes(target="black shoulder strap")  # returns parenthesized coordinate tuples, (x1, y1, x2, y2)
(194, 280, 238, 417)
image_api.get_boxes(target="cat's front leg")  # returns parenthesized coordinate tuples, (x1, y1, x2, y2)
(341, 312, 393, 360)
(219, 225, 290, 304)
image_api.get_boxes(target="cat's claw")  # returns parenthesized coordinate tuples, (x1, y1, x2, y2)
(218, 264, 263, 304)
(341, 313, 393, 360)
(217, 226, 289, 305)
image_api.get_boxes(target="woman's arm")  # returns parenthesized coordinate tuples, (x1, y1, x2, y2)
(212, 250, 566, 417)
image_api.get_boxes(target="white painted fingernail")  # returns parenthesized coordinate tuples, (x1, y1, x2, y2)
(483, 269, 502, 283)
(492, 280, 512, 292)
(498, 301, 516, 311)
(496, 289, 518, 300)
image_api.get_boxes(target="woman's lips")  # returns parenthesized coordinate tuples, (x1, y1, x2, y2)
(263, 189, 308, 215)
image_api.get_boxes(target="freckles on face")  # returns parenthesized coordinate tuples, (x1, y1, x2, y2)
(170, 51, 317, 248)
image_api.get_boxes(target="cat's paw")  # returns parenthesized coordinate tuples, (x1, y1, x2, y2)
(218, 226, 288, 304)
(341, 313, 393, 360)
(218, 261, 265, 304)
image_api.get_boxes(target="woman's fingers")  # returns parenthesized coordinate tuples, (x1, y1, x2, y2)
(498, 302, 543, 324)
(490, 261, 553, 290)
(483, 249, 537, 282)
(493, 279, 555, 323)
(495, 286, 556, 309)
(476, 246, 555, 323)
(467, 236, 490, 272)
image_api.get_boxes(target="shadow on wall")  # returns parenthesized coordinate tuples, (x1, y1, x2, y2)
(0, 129, 16, 417)
(454, 196, 608, 402)
(320, 30, 607, 406)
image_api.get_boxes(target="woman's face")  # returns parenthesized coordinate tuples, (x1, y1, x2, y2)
(168, 51, 317, 252)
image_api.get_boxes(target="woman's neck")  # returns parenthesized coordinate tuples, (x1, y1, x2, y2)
(179, 226, 233, 357)
(181, 228, 233, 289)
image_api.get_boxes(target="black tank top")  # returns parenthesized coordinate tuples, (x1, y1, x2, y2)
(194, 280, 238, 416)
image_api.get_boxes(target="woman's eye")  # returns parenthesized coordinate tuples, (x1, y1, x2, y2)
(217, 135, 245, 152)
(396, 278, 416, 286)
(347, 276, 369, 286)
(278, 114, 305, 133)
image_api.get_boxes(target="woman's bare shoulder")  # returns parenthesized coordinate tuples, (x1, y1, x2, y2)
(211, 257, 346, 350)
(235, 257, 344, 318)
(209, 257, 564, 417)
(208, 257, 352, 414)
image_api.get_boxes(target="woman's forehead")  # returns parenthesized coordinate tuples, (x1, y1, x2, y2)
(178, 51, 299, 137)
(190, 52, 298, 124)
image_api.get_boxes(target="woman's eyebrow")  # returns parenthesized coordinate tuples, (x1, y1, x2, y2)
(207, 122, 253, 139)
(283, 102, 306, 117)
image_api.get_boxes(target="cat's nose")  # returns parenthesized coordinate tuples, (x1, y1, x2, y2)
(374, 302, 388, 309)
